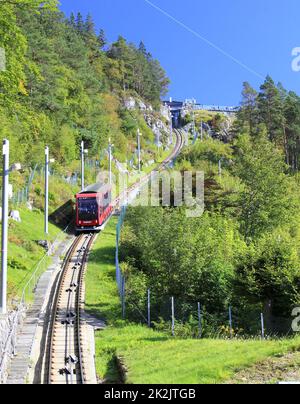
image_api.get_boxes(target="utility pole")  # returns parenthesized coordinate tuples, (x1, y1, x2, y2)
(0, 140, 21, 314)
(1, 140, 9, 315)
(45, 146, 49, 235)
(200, 120, 203, 141)
(192, 99, 196, 140)
(108, 138, 113, 185)
(169, 106, 173, 145)
(137, 129, 142, 173)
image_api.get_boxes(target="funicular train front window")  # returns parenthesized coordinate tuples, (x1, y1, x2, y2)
(78, 197, 98, 221)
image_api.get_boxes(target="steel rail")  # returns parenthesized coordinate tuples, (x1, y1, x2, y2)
(48, 235, 84, 384)
(46, 131, 184, 384)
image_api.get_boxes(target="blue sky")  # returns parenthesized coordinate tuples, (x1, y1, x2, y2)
(60, 0, 300, 105)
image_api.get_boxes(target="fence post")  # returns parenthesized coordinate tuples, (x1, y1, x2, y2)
(122, 276, 126, 319)
(171, 296, 175, 337)
(261, 313, 265, 340)
(147, 289, 151, 328)
(198, 302, 202, 338)
(229, 306, 233, 338)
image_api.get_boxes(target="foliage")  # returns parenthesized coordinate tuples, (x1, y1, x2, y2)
(0, 2, 170, 169)
(236, 76, 300, 171)
(233, 133, 297, 240)
(120, 207, 245, 320)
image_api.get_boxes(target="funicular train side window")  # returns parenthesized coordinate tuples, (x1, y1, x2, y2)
(98, 193, 103, 215)
(104, 191, 109, 209)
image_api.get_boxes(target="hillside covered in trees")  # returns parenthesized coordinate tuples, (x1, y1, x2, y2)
(120, 76, 300, 337)
(0, 0, 170, 167)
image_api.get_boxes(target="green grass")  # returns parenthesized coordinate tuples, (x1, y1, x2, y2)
(86, 216, 300, 384)
(86, 217, 121, 323)
(7, 208, 64, 303)
(120, 336, 300, 384)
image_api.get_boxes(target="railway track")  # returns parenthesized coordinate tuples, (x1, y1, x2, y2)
(45, 130, 184, 385)
(47, 233, 95, 384)
(113, 129, 185, 209)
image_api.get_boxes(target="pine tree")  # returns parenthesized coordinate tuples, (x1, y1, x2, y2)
(69, 12, 76, 28)
(284, 92, 300, 170)
(237, 82, 259, 135)
(84, 13, 95, 36)
(257, 76, 286, 147)
(76, 12, 84, 34)
(97, 29, 106, 49)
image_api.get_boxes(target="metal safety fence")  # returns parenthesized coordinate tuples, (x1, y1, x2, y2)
(20, 223, 71, 306)
(0, 223, 71, 384)
(8, 164, 80, 207)
(116, 205, 127, 318)
(115, 209, 292, 338)
(0, 305, 26, 384)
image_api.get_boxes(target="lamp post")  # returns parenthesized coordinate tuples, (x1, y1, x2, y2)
(44, 147, 55, 235)
(1, 139, 9, 315)
(200, 120, 203, 141)
(169, 106, 173, 145)
(108, 138, 113, 185)
(45, 146, 49, 235)
(192, 99, 196, 140)
(1, 139, 21, 314)
(80, 141, 88, 191)
(137, 129, 142, 173)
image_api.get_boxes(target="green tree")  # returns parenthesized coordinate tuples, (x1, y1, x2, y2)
(237, 82, 259, 135)
(257, 76, 286, 147)
(234, 134, 293, 241)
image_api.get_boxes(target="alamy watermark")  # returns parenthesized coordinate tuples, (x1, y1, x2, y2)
(0, 48, 6, 72)
(96, 170, 205, 218)
(292, 307, 300, 332)
(291, 48, 300, 72)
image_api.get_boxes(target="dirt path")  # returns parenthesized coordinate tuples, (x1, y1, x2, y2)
(228, 351, 300, 384)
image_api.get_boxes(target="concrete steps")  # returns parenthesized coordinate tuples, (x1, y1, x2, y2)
(5, 236, 73, 384)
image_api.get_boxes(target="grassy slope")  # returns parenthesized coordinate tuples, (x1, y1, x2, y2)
(6, 143, 170, 304)
(86, 217, 300, 384)
(7, 208, 63, 302)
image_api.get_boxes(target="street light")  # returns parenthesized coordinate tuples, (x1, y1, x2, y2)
(1, 139, 21, 315)
(81, 141, 88, 191)
(137, 129, 142, 173)
(169, 106, 173, 145)
(44, 146, 55, 235)
(108, 138, 114, 185)
(192, 99, 196, 140)
(200, 120, 203, 141)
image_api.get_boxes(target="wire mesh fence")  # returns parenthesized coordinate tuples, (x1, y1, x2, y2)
(116, 205, 127, 318)
(20, 223, 70, 306)
(4, 164, 80, 207)
(115, 211, 294, 339)
(0, 305, 26, 384)
(124, 289, 286, 339)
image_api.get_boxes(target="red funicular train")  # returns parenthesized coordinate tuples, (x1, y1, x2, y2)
(75, 183, 113, 233)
